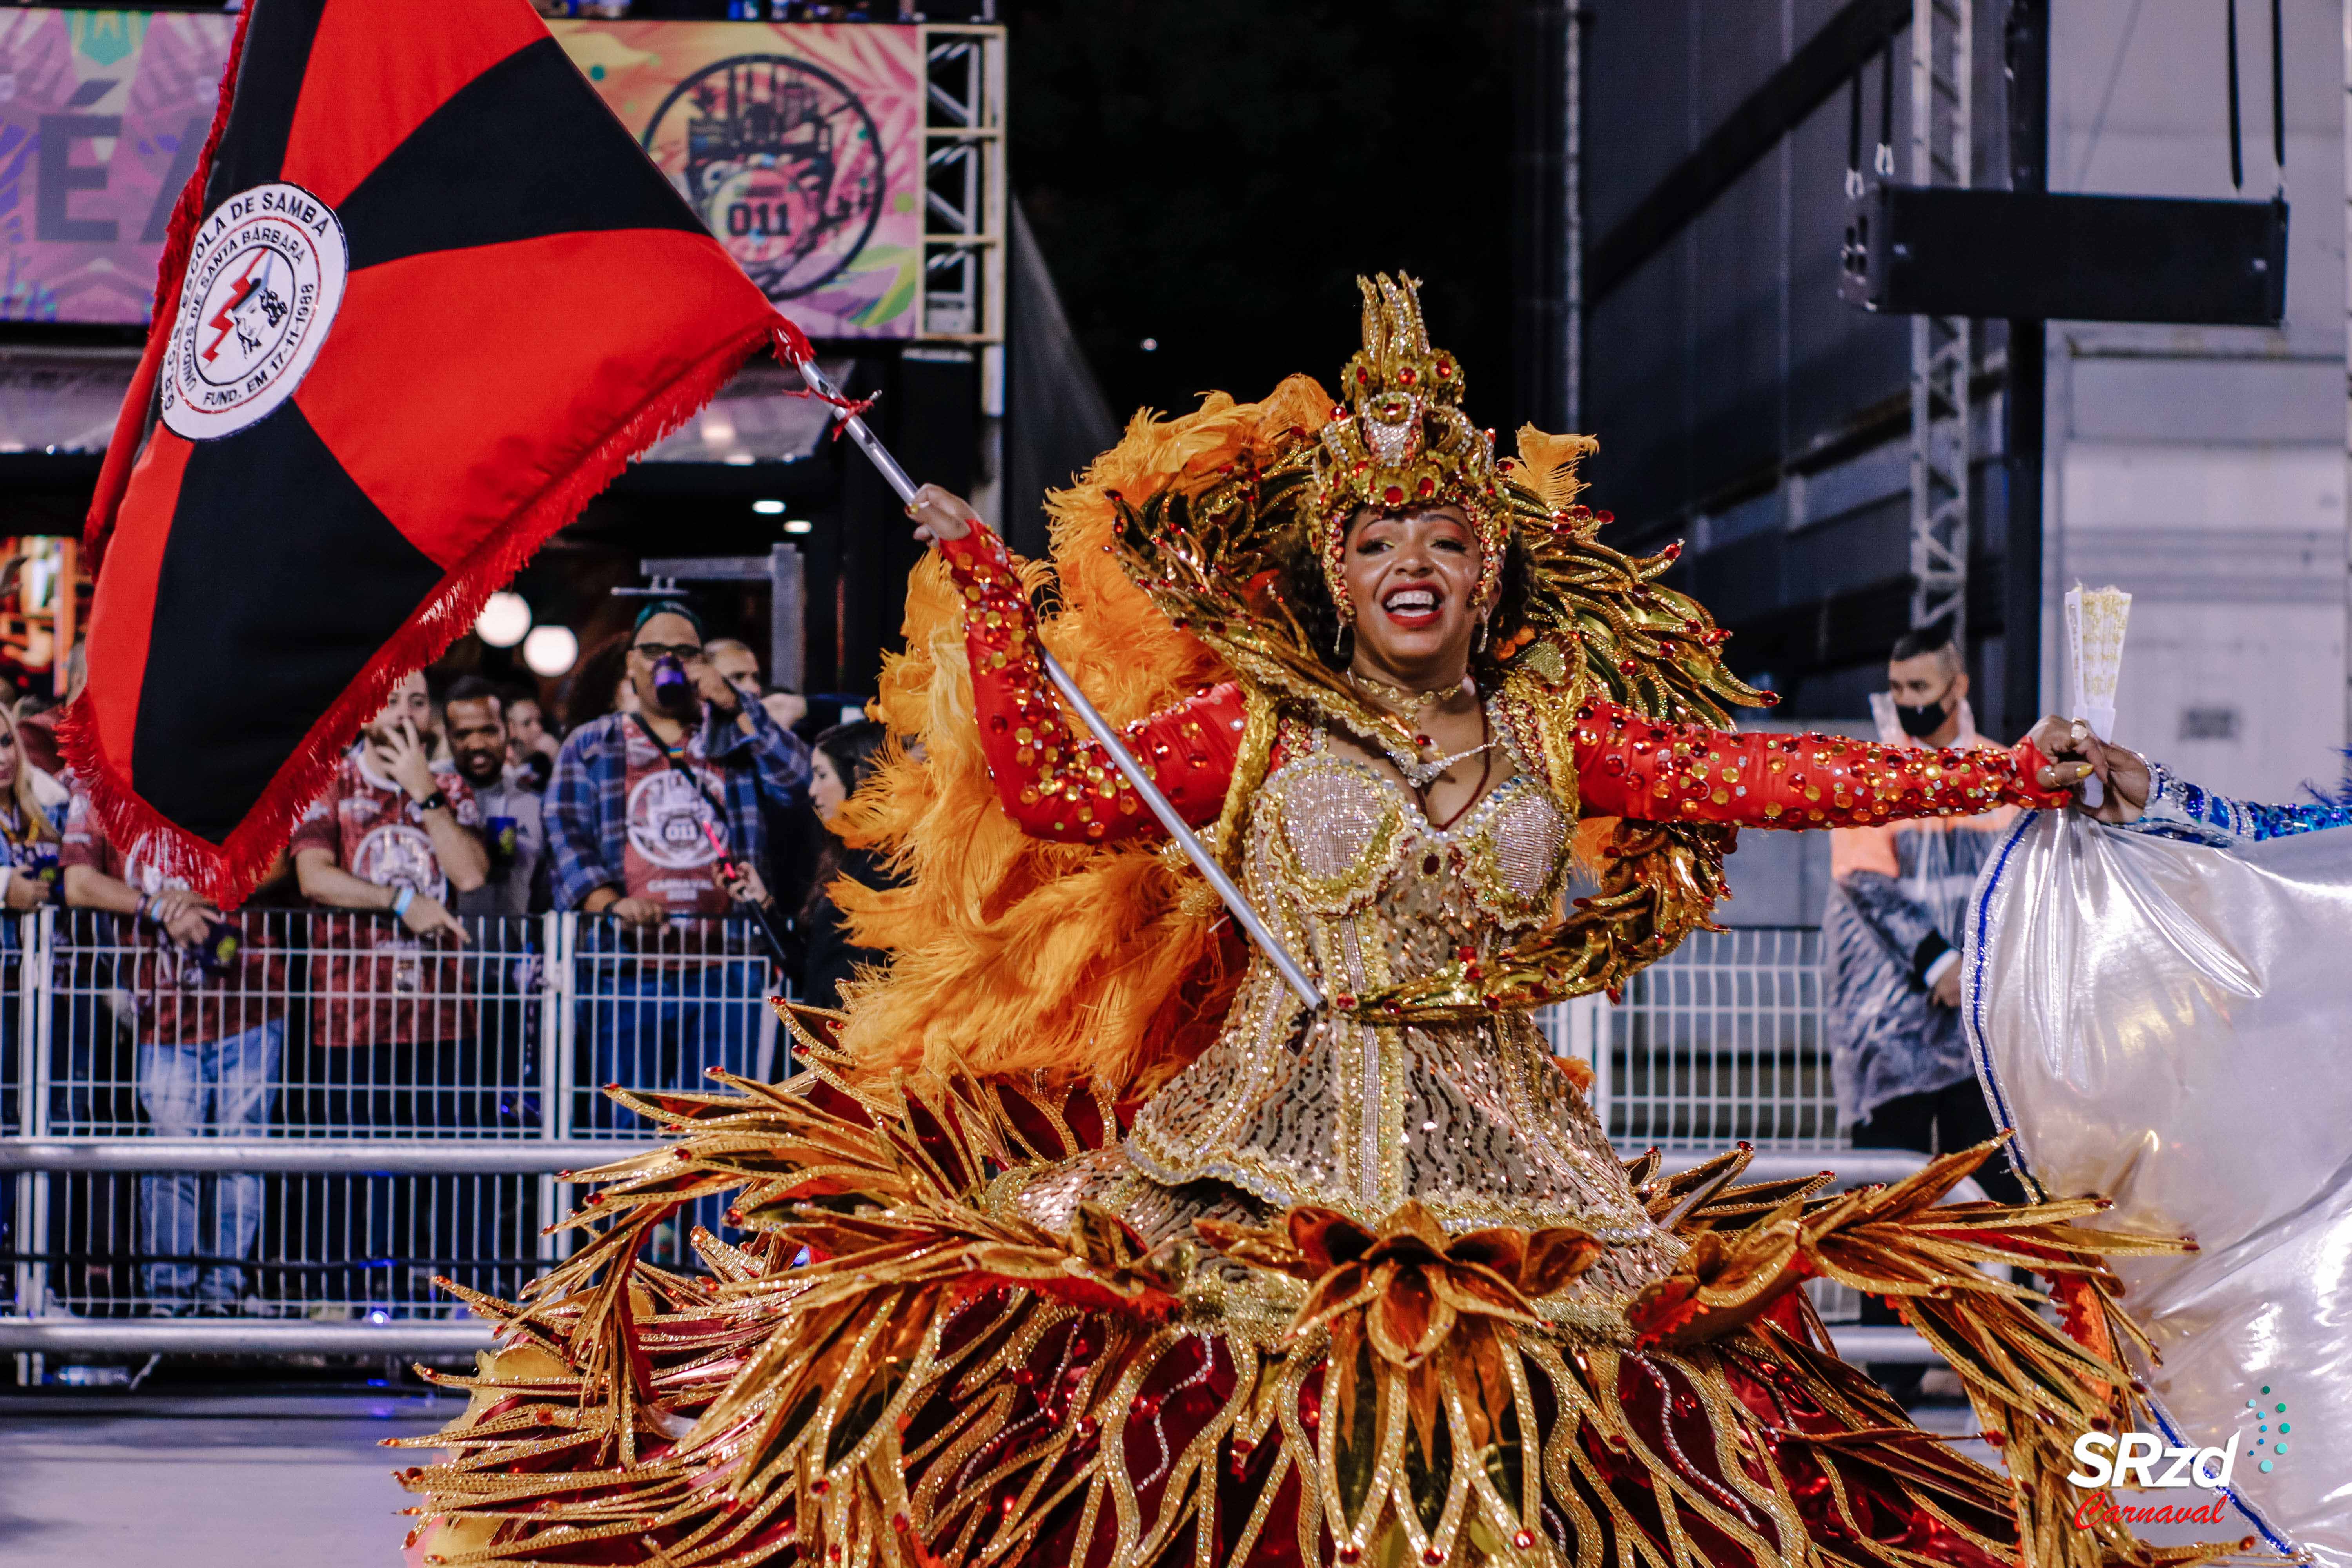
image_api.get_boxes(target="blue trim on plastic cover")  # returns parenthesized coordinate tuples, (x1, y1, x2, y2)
(1963, 810, 2033, 1156)
(1959, 809, 2296, 1558)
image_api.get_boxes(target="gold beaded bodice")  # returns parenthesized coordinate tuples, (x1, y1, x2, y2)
(1102, 711, 1681, 1299)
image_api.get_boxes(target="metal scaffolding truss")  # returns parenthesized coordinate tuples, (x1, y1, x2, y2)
(1908, 0, 1971, 646)
(916, 24, 1007, 344)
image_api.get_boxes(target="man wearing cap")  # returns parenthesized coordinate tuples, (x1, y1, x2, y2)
(546, 601, 810, 1122)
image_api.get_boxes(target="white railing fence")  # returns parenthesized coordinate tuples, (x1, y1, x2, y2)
(2, 917, 1886, 1361)
(6, 909, 783, 1330)
(1541, 926, 1837, 1152)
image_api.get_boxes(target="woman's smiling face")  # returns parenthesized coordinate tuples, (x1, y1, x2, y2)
(1339, 503, 1487, 675)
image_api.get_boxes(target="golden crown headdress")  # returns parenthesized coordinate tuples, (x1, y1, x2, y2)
(1308, 274, 1506, 625)
(1099, 294, 1773, 1023)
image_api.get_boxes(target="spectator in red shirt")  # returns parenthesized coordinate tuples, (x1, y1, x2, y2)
(290, 671, 487, 1091)
(546, 603, 803, 1129)
(289, 674, 492, 1305)
(62, 795, 294, 1314)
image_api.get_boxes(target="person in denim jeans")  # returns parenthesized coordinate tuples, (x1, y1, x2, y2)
(62, 789, 296, 1313)
(135, 1018, 285, 1310)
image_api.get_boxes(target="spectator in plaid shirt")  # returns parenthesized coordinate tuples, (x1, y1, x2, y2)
(546, 602, 808, 1124)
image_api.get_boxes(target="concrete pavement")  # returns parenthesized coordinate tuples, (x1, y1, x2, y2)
(0, 1390, 448, 1567)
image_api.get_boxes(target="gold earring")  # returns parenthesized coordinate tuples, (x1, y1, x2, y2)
(1477, 610, 1492, 652)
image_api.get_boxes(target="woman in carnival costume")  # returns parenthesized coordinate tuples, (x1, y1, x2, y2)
(400, 279, 2244, 1568)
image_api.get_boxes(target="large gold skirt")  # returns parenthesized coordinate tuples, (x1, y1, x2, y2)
(395, 1030, 2243, 1568)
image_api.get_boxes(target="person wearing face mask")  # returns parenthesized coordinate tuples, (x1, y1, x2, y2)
(544, 599, 809, 1126)
(1821, 624, 2027, 1401)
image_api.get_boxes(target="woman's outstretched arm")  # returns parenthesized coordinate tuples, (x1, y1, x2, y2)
(1570, 699, 2073, 826)
(931, 511, 1244, 845)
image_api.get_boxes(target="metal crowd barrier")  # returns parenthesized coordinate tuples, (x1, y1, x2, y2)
(1, 916, 1942, 1365)
(2, 908, 783, 1363)
(1542, 927, 1948, 1345)
(1542, 927, 1837, 1152)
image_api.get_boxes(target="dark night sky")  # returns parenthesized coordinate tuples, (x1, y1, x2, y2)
(1004, 0, 1521, 429)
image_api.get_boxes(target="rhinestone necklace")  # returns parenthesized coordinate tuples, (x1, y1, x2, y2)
(1387, 730, 1495, 791)
(1349, 671, 1464, 713)
(1350, 673, 1493, 789)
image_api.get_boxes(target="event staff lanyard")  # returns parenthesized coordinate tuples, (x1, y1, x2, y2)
(627, 710, 789, 967)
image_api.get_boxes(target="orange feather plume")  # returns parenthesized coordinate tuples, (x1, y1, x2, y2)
(825, 376, 1333, 1096)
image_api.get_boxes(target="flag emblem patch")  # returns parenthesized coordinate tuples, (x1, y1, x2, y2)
(161, 182, 348, 441)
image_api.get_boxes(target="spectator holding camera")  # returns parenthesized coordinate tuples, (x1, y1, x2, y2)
(702, 638, 763, 708)
(442, 676, 547, 918)
(505, 695, 558, 795)
(545, 601, 808, 1118)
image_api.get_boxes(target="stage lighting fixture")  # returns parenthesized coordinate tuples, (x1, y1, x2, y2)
(475, 591, 532, 648)
(523, 624, 579, 677)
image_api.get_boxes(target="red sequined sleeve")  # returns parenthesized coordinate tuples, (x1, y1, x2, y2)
(941, 529, 1245, 844)
(1570, 699, 2066, 826)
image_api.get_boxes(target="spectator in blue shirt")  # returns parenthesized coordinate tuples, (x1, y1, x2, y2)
(544, 602, 809, 1127)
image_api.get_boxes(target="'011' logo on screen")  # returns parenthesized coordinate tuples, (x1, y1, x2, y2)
(159, 182, 348, 442)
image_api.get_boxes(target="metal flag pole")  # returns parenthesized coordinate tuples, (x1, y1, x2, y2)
(790, 355, 1325, 1013)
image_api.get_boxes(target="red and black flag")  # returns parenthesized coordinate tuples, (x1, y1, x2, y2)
(62, 0, 821, 902)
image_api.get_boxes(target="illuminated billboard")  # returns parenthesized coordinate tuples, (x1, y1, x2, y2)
(0, 12, 924, 338)
(552, 20, 924, 339)
(0, 9, 232, 325)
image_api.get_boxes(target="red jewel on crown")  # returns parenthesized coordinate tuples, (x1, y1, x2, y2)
(1398, 367, 1417, 386)
(1436, 358, 1452, 378)
(1416, 476, 1436, 497)
(1383, 484, 1405, 505)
